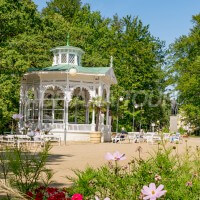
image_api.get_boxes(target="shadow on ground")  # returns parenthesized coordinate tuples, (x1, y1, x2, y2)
(47, 153, 74, 165)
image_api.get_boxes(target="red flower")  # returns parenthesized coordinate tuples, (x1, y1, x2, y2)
(27, 186, 68, 200)
(35, 192, 44, 200)
(72, 193, 83, 200)
(46, 187, 58, 195)
(26, 191, 33, 198)
(47, 192, 66, 200)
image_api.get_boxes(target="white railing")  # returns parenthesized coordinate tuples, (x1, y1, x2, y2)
(42, 123, 64, 130)
(42, 123, 110, 134)
(68, 124, 93, 132)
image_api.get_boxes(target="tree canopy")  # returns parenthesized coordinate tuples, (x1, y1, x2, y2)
(0, 0, 170, 133)
(169, 14, 200, 132)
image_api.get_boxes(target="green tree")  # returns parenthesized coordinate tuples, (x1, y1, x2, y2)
(90, 96, 107, 131)
(169, 14, 200, 133)
(69, 96, 85, 123)
(0, 0, 170, 133)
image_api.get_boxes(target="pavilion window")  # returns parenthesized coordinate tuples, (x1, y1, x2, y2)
(43, 88, 64, 124)
(77, 55, 80, 66)
(96, 88, 98, 95)
(54, 99, 64, 123)
(27, 100, 39, 122)
(61, 54, 67, 63)
(43, 99, 53, 123)
(68, 54, 75, 64)
(33, 100, 39, 120)
(56, 54, 59, 64)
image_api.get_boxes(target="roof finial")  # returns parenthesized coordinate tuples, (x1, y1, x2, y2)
(67, 33, 70, 46)
(110, 56, 113, 68)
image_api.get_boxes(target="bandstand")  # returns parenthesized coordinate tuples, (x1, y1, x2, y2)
(19, 42, 117, 142)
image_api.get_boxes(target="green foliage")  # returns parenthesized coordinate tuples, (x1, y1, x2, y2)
(169, 14, 200, 132)
(178, 127, 186, 135)
(90, 96, 108, 131)
(69, 96, 86, 123)
(0, 0, 170, 132)
(0, 144, 52, 195)
(68, 144, 200, 199)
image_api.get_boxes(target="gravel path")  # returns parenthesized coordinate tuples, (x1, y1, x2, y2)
(47, 138, 200, 187)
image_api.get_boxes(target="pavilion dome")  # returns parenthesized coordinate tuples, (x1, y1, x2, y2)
(51, 43, 84, 66)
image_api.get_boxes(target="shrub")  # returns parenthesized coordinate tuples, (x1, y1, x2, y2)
(0, 143, 52, 197)
(178, 127, 186, 135)
(68, 144, 200, 199)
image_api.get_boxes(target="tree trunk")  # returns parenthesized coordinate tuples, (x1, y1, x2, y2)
(75, 105, 77, 123)
(95, 107, 100, 131)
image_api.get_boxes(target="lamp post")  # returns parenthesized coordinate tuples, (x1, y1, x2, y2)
(151, 123, 155, 132)
(116, 96, 123, 133)
(132, 103, 139, 132)
(64, 67, 77, 145)
(139, 103, 143, 132)
(157, 120, 160, 132)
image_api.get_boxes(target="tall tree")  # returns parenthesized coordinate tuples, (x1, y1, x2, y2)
(0, 0, 169, 132)
(0, 0, 43, 132)
(169, 14, 200, 133)
(42, 0, 81, 21)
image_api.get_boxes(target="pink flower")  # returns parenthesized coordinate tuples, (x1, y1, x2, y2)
(72, 193, 83, 200)
(141, 183, 166, 200)
(105, 151, 126, 161)
(12, 114, 23, 120)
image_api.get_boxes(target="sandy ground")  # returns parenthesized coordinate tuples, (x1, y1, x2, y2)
(47, 138, 200, 187)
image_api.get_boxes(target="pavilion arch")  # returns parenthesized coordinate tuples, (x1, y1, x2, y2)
(25, 87, 39, 123)
(69, 85, 92, 102)
(26, 87, 38, 100)
(102, 88, 107, 101)
(69, 86, 91, 124)
(42, 86, 65, 124)
(42, 85, 65, 99)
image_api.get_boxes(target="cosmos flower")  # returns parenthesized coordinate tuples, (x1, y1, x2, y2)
(141, 183, 166, 200)
(105, 151, 126, 161)
(12, 114, 23, 120)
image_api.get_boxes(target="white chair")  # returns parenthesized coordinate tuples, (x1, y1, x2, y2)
(111, 133, 126, 144)
(128, 132, 136, 143)
(42, 135, 61, 145)
(143, 132, 155, 142)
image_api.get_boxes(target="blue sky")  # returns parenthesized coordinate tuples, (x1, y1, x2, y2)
(34, 0, 200, 47)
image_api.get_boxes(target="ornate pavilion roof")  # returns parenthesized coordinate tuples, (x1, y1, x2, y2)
(28, 64, 111, 75)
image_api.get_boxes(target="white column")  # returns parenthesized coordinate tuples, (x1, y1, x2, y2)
(37, 87, 41, 128)
(24, 86, 28, 124)
(66, 74, 70, 130)
(66, 100, 69, 130)
(52, 99, 55, 125)
(59, 50, 61, 64)
(91, 106, 95, 131)
(19, 85, 24, 128)
(38, 99, 42, 129)
(106, 90, 110, 126)
(64, 91, 69, 144)
(38, 88, 44, 129)
(98, 83, 103, 97)
(106, 104, 110, 125)
(85, 104, 89, 124)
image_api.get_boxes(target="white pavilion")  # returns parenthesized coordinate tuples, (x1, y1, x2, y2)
(19, 41, 117, 142)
